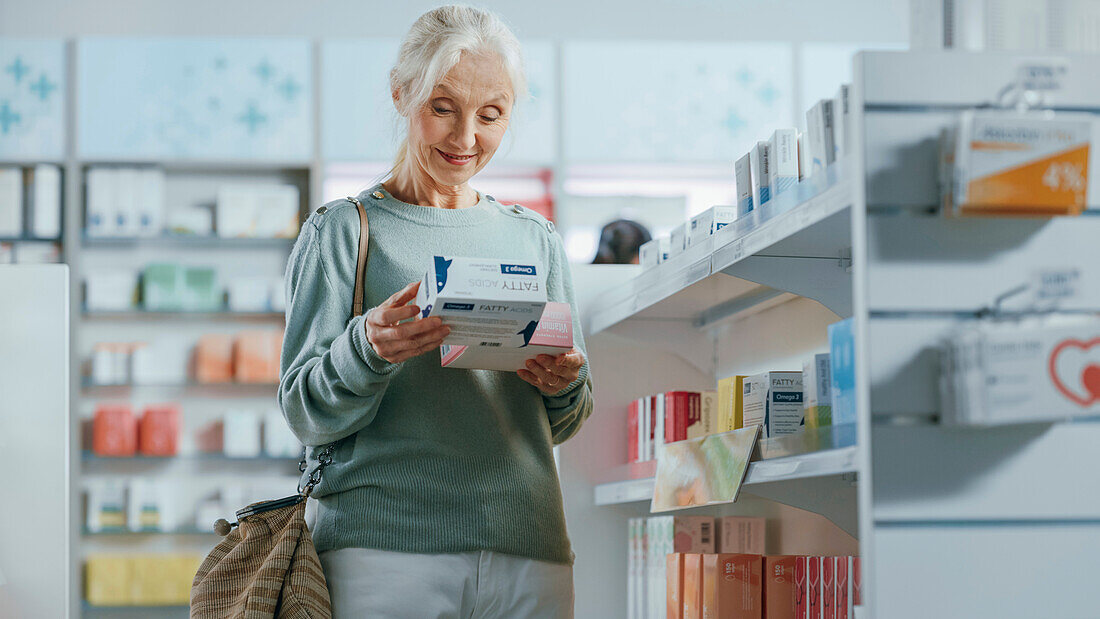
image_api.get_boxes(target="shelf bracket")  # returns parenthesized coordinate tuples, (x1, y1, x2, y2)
(717, 254, 853, 318)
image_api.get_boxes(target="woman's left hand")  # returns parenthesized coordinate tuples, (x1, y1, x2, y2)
(518, 348, 586, 394)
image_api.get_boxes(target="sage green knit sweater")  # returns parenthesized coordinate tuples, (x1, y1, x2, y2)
(279, 184, 593, 565)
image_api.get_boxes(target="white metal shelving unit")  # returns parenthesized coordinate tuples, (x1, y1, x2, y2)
(561, 51, 1100, 619)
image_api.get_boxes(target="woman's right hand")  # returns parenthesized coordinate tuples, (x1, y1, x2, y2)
(365, 281, 451, 364)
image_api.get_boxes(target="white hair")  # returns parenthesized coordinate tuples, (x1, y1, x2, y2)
(388, 5, 527, 176)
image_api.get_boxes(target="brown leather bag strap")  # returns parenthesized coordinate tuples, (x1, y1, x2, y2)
(346, 196, 370, 318)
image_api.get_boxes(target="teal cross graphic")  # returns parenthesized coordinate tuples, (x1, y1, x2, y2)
(278, 76, 300, 100)
(29, 73, 57, 102)
(736, 67, 753, 86)
(757, 83, 779, 106)
(724, 109, 746, 134)
(0, 100, 21, 133)
(5, 56, 30, 84)
(214, 56, 227, 71)
(237, 103, 267, 133)
(254, 59, 274, 82)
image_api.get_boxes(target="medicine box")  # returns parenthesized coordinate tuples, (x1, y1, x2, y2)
(749, 141, 771, 209)
(682, 553, 703, 619)
(834, 85, 851, 160)
(416, 256, 547, 348)
(717, 375, 747, 432)
(717, 516, 766, 554)
(0, 167, 23, 237)
(702, 554, 762, 619)
(690, 391, 717, 439)
(663, 391, 701, 443)
(688, 206, 736, 248)
(769, 129, 800, 198)
(742, 371, 804, 438)
(828, 319, 856, 425)
(667, 553, 685, 619)
(639, 237, 670, 269)
(953, 111, 1095, 216)
(669, 223, 688, 258)
(30, 164, 61, 239)
(440, 301, 572, 371)
(803, 353, 833, 429)
(764, 555, 799, 619)
(735, 152, 754, 217)
(806, 99, 837, 177)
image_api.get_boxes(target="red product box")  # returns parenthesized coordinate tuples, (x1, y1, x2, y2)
(668, 553, 685, 619)
(852, 557, 861, 607)
(664, 391, 702, 443)
(92, 405, 137, 456)
(139, 404, 180, 456)
(822, 557, 836, 619)
(836, 557, 849, 619)
(763, 555, 799, 619)
(628, 400, 639, 463)
(807, 557, 821, 619)
(795, 556, 809, 619)
(649, 394, 659, 457)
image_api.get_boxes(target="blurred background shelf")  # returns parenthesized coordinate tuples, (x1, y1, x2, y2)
(81, 235, 296, 249)
(81, 309, 285, 321)
(82, 527, 218, 537)
(81, 379, 278, 397)
(81, 451, 299, 464)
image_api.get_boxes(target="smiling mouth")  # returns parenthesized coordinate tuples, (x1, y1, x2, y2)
(437, 149, 476, 165)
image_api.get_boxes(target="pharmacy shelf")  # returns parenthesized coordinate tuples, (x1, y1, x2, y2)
(82, 527, 217, 537)
(593, 446, 859, 507)
(81, 379, 278, 397)
(78, 158, 312, 171)
(82, 309, 284, 321)
(82, 235, 296, 248)
(0, 236, 62, 243)
(81, 452, 298, 464)
(588, 161, 853, 337)
(82, 602, 189, 614)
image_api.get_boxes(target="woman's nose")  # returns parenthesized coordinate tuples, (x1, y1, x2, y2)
(451, 115, 477, 151)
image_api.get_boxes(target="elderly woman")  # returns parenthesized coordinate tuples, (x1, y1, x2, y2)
(279, 5, 593, 618)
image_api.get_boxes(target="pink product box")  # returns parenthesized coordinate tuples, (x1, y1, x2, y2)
(439, 302, 572, 371)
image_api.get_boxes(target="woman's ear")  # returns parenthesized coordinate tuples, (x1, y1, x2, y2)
(391, 88, 401, 110)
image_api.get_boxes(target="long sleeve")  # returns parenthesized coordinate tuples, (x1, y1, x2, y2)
(542, 229, 594, 445)
(278, 218, 401, 446)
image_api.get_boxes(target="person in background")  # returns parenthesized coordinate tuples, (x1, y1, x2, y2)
(591, 219, 652, 264)
(278, 5, 592, 618)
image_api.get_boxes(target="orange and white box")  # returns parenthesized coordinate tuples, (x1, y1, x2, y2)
(702, 553, 762, 619)
(954, 111, 1096, 215)
(440, 302, 572, 371)
(668, 553, 685, 619)
(682, 553, 704, 619)
(764, 555, 799, 619)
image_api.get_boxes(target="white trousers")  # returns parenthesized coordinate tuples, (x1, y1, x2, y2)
(318, 547, 574, 619)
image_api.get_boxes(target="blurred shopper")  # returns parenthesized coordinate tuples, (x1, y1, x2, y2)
(279, 6, 592, 618)
(591, 219, 652, 264)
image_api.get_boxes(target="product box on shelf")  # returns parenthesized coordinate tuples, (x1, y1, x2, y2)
(440, 302, 572, 371)
(807, 556, 822, 619)
(837, 556, 850, 619)
(0, 167, 23, 237)
(415, 256, 547, 348)
(803, 353, 833, 429)
(852, 556, 862, 607)
(828, 319, 856, 425)
(764, 555, 799, 619)
(823, 556, 836, 619)
(769, 129, 800, 198)
(702, 554, 762, 619)
(195, 334, 234, 383)
(795, 556, 810, 619)
(216, 183, 300, 238)
(86, 479, 127, 532)
(85, 554, 132, 605)
(646, 518, 672, 618)
(951, 111, 1095, 216)
(718, 516, 766, 554)
(750, 141, 772, 210)
(683, 553, 703, 619)
(628, 400, 640, 463)
(667, 553, 685, 619)
(639, 237, 670, 269)
(127, 478, 174, 532)
(717, 375, 747, 432)
(669, 223, 688, 258)
(664, 391, 701, 444)
(833, 85, 851, 160)
(263, 408, 302, 457)
(92, 404, 137, 456)
(138, 404, 180, 456)
(227, 278, 272, 312)
(85, 272, 137, 311)
(167, 205, 214, 236)
(688, 206, 736, 248)
(29, 164, 61, 238)
(941, 320, 1100, 424)
(690, 391, 717, 439)
(223, 410, 262, 457)
(233, 330, 283, 383)
(743, 371, 804, 438)
(735, 152, 754, 217)
(806, 99, 837, 178)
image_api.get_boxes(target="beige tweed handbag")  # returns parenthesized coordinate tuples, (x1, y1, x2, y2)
(190, 196, 371, 619)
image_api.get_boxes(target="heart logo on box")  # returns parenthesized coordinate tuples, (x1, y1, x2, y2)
(1047, 337, 1100, 407)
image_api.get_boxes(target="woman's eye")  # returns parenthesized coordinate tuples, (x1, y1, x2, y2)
(480, 115, 500, 123)
(433, 106, 453, 114)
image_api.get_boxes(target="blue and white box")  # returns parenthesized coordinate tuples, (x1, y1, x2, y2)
(806, 99, 836, 178)
(415, 256, 547, 348)
(734, 153, 754, 217)
(742, 371, 804, 438)
(828, 318, 856, 425)
(688, 206, 737, 248)
(639, 237, 670, 269)
(833, 85, 851, 160)
(749, 141, 771, 210)
(669, 223, 688, 258)
(768, 129, 800, 198)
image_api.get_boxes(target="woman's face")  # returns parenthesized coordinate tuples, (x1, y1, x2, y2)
(403, 51, 513, 188)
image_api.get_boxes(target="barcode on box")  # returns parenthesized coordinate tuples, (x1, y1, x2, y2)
(701, 522, 711, 545)
(479, 342, 502, 347)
